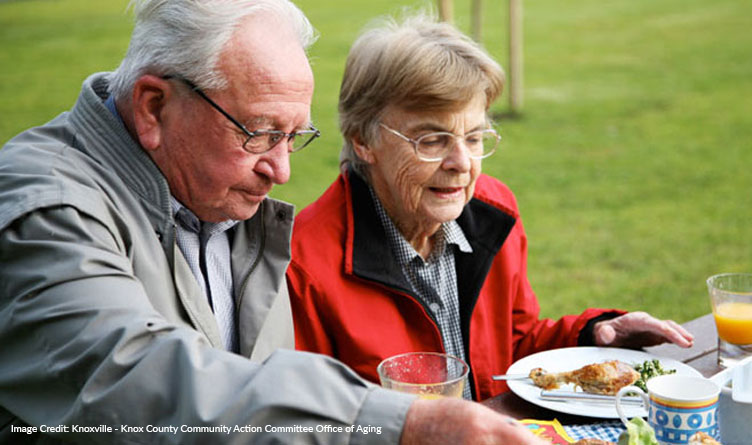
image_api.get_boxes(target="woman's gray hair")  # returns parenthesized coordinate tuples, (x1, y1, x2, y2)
(108, 0, 316, 101)
(338, 12, 505, 176)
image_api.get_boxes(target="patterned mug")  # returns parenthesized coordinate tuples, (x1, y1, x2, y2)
(615, 375, 720, 445)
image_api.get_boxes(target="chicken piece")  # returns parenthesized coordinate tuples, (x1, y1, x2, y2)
(688, 432, 721, 445)
(528, 360, 640, 395)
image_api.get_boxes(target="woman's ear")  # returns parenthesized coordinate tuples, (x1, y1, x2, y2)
(130, 75, 173, 151)
(352, 133, 375, 164)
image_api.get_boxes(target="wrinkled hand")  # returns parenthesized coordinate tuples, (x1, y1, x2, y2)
(400, 398, 548, 445)
(593, 311, 694, 348)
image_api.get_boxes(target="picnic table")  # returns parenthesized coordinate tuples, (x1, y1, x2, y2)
(482, 314, 720, 432)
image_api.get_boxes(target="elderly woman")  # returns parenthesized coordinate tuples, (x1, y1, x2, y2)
(287, 14, 693, 401)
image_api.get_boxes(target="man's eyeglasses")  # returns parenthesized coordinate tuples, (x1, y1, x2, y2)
(379, 123, 500, 162)
(163, 75, 320, 154)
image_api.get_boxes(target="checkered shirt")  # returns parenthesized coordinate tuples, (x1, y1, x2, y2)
(171, 197, 240, 352)
(369, 187, 474, 399)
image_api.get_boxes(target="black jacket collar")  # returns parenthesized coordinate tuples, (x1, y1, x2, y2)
(348, 168, 517, 325)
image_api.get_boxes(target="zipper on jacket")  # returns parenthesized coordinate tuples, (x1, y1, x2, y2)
(235, 203, 265, 311)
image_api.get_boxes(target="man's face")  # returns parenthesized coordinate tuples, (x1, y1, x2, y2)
(157, 14, 314, 222)
(364, 95, 486, 237)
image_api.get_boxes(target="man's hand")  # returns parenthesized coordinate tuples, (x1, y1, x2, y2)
(593, 311, 694, 348)
(400, 398, 548, 445)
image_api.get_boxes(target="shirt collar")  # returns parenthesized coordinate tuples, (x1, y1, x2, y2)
(104, 95, 124, 125)
(367, 185, 472, 266)
(169, 196, 239, 236)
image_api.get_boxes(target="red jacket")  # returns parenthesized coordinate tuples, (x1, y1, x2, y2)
(287, 170, 620, 401)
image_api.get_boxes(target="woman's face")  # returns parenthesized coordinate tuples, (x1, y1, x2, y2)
(360, 95, 487, 237)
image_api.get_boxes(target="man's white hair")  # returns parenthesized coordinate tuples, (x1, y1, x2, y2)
(108, 0, 316, 101)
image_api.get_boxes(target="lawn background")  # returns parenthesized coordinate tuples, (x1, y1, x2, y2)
(1, 0, 750, 323)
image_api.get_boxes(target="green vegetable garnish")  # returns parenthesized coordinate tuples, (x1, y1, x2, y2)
(618, 417, 659, 445)
(633, 359, 676, 392)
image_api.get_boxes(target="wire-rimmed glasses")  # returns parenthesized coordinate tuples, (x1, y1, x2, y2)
(379, 123, 500, 162)
(163, 75, 320, 154)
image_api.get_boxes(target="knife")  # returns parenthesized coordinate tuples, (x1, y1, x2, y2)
(491, 374, 529, 381)
(539, 390, 644, 405)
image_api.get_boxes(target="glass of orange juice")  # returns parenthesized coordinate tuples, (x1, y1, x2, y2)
(707, 273, 752, 368)
(376, 352, 469, 399)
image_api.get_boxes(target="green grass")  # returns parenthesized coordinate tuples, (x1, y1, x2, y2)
(2, 0, 750, 323)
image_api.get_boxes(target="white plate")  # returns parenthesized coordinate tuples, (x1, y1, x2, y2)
(506, 346, 702, 419)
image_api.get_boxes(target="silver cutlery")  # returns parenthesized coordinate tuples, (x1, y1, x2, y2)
(491, 374, 643, 406)
(539, 390, 643, 405)
(491, 374, 529, 381)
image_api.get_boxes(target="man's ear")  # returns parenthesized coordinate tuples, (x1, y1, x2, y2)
(130, 75, 173, 151)
(352, 133, 375, 164)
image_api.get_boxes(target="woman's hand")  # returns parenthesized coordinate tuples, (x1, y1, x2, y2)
(593, 311, 694, 348)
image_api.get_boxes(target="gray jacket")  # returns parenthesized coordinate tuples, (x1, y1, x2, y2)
(0, 73, 413, 444)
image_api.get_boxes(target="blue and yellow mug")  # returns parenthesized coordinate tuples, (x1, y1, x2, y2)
(616, 375, 720, 445)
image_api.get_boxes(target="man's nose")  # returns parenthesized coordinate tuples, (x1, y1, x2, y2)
(253, 142, 291, 185)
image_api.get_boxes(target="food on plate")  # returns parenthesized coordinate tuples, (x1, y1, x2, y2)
(572, 439, 616, 445)
(528, 360, 639, 395)
(688, 432, 721, 445)
(617, 417, 658, 445)
(633, 359, 676, 392)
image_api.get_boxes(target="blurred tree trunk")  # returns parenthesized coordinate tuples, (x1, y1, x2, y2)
(438, 0, 453, 23)
(471, 0, 483, 42)
(508, 0, 524, 113)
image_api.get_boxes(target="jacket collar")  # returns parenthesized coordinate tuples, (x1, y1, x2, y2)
(347, 167, 516, 289)
(346, 167, 517, 346)
(348, 169, 414, 295)
(69, 73, 174, 242)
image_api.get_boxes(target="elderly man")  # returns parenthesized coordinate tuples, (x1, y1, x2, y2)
(0, 1, 543, 444)
(287, 14, 694, 402)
